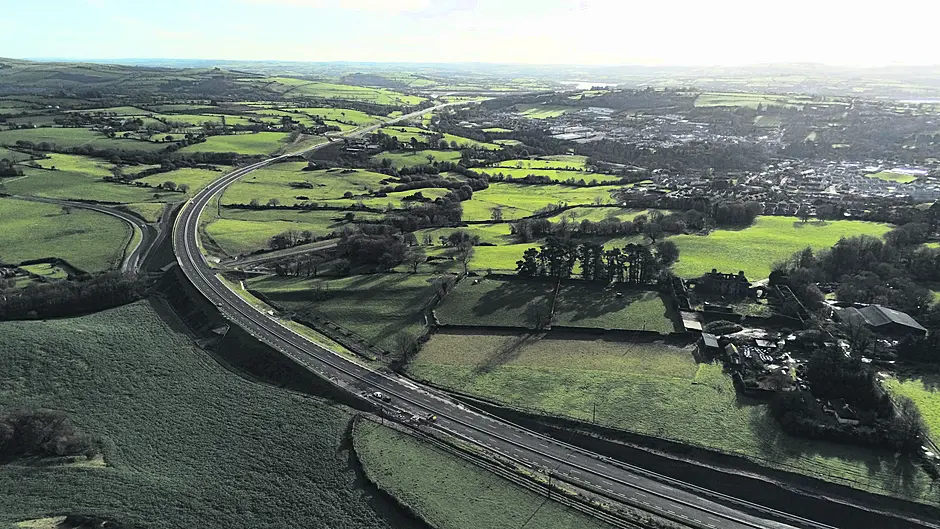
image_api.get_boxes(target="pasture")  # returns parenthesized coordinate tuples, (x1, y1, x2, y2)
(371, 149, 462, 169)
(203, 215, 339, 257)
(885, 375, 940, 445)
(867, 171, 919, 184)
(495, 156, 588, 170)
(221, 163, 390, 205)
(670, 217, 893, 279)
(263, 78, 425, 106)
(137, 166, 226, 196)
(287, 107, 385, 125)
(409, 332, 937, 504)
(354, 421, 610, 529)
(0, 301, 417, 529)
(177, 132, 291, 155)
(514, 104, 572, 119)
(435, 277, 554, 327)
(461, 183, 617, 222)
(0, 127, 171, 152)
(248, 274, 441, 351)
(553, 285, 677, 333)
(6, 159, 163, 203)
(479, 167, 620, 184)
(0, 197, 129, 273)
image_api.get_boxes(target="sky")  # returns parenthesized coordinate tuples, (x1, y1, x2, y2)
(2, 0, 938, 67)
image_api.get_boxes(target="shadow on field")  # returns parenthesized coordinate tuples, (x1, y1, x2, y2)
(555, 287, 642, 322)
(472, 282, 551, 317)
(474, 332, 540, 375)
(747, 410, 930, 502)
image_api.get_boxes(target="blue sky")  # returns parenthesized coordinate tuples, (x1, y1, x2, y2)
(2, 0, 938, 66)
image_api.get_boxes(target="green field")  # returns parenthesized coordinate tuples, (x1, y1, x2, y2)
(0, 127, 171, 153)
(670, 216, 894, 279)
(694, 92, 814, 109)
(866, 171, 919, 184)
(221, 163, 390, 206)
(514, 104, 572, 119)
(123, 202, 166, 223)
(0, 301, 419, 529)
(262, 78, 425, 106)
(462, 183, 617, 222)
(379, 126, 500, 150)
(6, 157, 164, 203)
(0, 197, 130, 273)
(553, 285, 677, 333)
(885, 375, 940, 445)
(354, 421, 612, 529)
(177, 132, 291, 155)
(435, 277, 554, 327)
(551, 207, 653, 223)
(496, 156, 588, 170)
(137, 167, 225, 196)
(371, 150, 462, 169)
(409, 332, 937, 504)
(19, 262, 70, 280)
(480, 167, 620, 184)
(248, 274, 440, 351)
(203, 215, 338, 257)
(287, 107, 385, 125)
(482, 127, 513, 133)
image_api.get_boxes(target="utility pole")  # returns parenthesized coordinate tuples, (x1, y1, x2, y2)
(593, 402, 596, 423)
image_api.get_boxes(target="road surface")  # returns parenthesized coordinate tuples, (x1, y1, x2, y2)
(174, 106, 838, 529)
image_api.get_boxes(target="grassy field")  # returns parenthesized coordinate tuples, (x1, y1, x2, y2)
(0, 301, 419, 529)
(354, 421, 612, 529)
(885, 375, 940, 445)
(435, 277, 554, 327)
(220, 163, 390, 206)
(479, 167, 621, 184)
(670, 217, 893, 279)
(177, 132, 290, 155)
(867, 171, 919, 184)
(495, 156, 588, 170)
(248, 274, 440, 351)
(553, 285, 677, 333)
(203, 216, 338, 257)
(551, 207, 653, 223)
(482, 127, 513, 133)
(380, 126, 501, 150)
(0, 197, 129, 273)
(137, 167, 226, 196)
(6, 158, 164, 203)
(462, 183, 617, 222)
(408, 332, 937, 504)
(371, 150, 462, 169)
(694, 92, 814, 109)
(19, 262, 70, 280)
(287, 107, 385, 125)
(514, 104, 572, 119)
(122, 202, 166, 222)
(0, 127, 170, 152)
(263, 78, 425, 106)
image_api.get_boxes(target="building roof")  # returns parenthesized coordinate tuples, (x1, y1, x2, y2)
(702, 333, 719, 348)
(842, 305, 927, 333)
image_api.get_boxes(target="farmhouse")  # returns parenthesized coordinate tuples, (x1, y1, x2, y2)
(696, 269, 750, 299)
(836, 304, 928, 337)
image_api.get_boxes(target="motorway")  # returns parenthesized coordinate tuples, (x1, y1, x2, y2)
(174, 107, 834, 529)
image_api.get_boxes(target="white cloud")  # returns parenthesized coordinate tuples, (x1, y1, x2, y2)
(240, 0, 433, 14)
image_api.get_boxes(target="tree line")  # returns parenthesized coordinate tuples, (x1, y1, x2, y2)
(515, 236, 678, 285)
(0, 272, 146, 320)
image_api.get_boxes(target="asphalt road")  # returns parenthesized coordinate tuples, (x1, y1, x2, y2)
(174, 107, 835, 529)
(11, 195, 154, 274)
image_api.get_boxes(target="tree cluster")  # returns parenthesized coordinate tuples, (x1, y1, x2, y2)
(0, 272, 146, 320)
(516, 237, 677, 284)
(0, 409, 99, 462)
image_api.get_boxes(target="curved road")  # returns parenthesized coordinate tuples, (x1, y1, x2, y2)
(175, 108, 838, 529)
(11, 195, 155, 274)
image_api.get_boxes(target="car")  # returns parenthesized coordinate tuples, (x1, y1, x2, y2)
(425, 413, 437, 423)
(371, 391, 391, 402)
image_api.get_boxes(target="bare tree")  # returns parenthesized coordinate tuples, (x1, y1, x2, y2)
(456, 245, 474, 275)
(526, 304, 551, 330)
(841, 318, 873, 358)
(405, 247, 427, 274)
(394, 331, 417, 361)
(490, 206, 503, 222)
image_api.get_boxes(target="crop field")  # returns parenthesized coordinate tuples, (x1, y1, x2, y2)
(177, 132, 291, 155)
(371, 150, 462, 169)
(867, 171, 919, 184)
(0, 302, 418, 529)
(435, 277, 554, 327)
(137, 167, 226, 196)
(0, 197, 129, 273)
(409, 332, 937, 503)
(221, 163, 390, 204)
(670, 216, 894, 280)
(354, 421, 611, 529)
(0, 127, 171, 152)
(553, 285, 677, 333)
(514, 104, 572, 119)
(478, 167, 621, 184)
(885, 375, 940, 445)
(461, 183, 617, 222)
(248, 274, 441, 351)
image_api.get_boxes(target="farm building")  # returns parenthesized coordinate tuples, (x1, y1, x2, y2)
(835, 304, 928, 337)
(695, 269, 750, 298)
